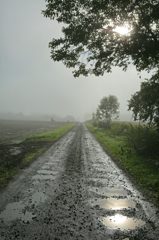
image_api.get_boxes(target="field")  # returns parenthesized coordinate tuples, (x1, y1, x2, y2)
(0, 119, 70, 144)
(0, 119, 76, 187)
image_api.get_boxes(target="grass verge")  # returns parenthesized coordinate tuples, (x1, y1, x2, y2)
(24, 124, 76, 142)
(0, 124, 76, 187)
(86, 123, 159, 207)
(22, 148, 46, 163)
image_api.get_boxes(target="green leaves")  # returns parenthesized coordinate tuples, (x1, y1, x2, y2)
(126, 123, 159, 157)
(42, 0, 159, 77)
(128, 71, 159, 128)
(95, 95, 120, 123)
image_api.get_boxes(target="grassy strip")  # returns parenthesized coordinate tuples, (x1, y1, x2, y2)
(25, 124, 76, 142)
(0, 124, 76, 187)
(86, 124, 159, 207)
(22, 148, 46, 163)
(0, 168, 17, 186)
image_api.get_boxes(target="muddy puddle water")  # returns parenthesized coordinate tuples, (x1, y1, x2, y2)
(102, 214, 145, 231)
(37, 170, 58, 175)
(29, 191, 47, 206)
(0, 202, 34, 222)
(32, 170, 59, 181)
(10, 147, 22, 155)
(32, 174, 57, 181)
(0, 191, 47, 223)
(93, 198, 136, 210)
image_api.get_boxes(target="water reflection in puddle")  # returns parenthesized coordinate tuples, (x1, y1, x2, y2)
(102, 214, 145, 230)
(92, 187, 127, 197)
(93, 198, 136, 209)
(105, 187, 127, 196)
(0, 202, 34, 222)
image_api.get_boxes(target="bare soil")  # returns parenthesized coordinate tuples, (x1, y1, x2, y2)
(0, 124, 159, 240)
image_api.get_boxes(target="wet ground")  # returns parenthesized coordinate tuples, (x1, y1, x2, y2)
(0, 124, 159, 240)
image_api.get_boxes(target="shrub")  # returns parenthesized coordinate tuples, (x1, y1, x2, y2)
(110, 122, 129, 136)
(126, 123, 159, 158)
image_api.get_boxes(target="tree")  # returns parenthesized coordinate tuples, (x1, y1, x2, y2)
(42, 0, 159, 77)
(96, 95, 120, 123)
(128, 71, 159, 128)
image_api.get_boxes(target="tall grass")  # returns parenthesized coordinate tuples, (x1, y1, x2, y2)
(92, 121, 159, 158)
(86, 122, 159, 206)
(126, 123, 159, 158)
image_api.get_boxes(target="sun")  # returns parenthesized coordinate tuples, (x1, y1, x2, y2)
(112, 214, 126, 223)
(115, 26, 130, 35)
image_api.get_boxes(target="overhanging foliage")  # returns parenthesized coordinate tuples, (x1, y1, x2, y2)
(43, 0, 159, 77)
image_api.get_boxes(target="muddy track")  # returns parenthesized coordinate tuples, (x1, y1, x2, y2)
(0, 124, 159, 240)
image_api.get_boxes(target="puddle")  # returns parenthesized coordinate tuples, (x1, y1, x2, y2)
(102, 214, 145, 231)
(93, 170, 114, 177)
(48, 158, 61, 162)
(11, 140, 23, 144)
(32, 174, 57, 181)
(88, 178, 108, 186)
(42, 163, 60, 168)
(92, 187, 127, 197)
(104, 187, 127, 197)
(41, 165, 58, 170)
(37, 170, 58, 175)
(93, 198, 136, 210)
(29, 192, 47, 206)
(10, 147, 22, 155)
(92, 165, 114, 172)
(0, 201, 34, 222)
(45, 162, 60, 165)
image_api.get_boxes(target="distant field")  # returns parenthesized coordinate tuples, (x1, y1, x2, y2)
(0, 119, 71, 144)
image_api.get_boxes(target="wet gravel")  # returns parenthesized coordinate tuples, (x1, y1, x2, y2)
(0, 124, 159, 240)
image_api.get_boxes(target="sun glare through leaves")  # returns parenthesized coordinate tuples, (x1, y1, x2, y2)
(115, 25, 131, 35)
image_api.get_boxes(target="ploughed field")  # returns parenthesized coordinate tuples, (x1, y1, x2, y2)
(0, 120, 72, 187)
(0, 124, 159, 240)
(0, 119, 69, 144)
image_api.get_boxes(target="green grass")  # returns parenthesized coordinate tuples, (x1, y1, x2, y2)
(0, 168, 17, 186)
(25, 124, 76, 142)
(86, 123, 159, 206)
(0, 124, 76, 188)
(22, 148, 46, 163)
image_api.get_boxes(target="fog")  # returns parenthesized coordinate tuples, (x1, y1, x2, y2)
(0, 0, 151, 122)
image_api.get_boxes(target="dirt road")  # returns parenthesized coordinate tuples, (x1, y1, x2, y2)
(0, 124, 159, 240)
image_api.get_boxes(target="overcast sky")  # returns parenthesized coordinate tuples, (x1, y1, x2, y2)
(0, 0, 151, 121)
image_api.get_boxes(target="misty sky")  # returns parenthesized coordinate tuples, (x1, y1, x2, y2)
(0, 0, 151, 121)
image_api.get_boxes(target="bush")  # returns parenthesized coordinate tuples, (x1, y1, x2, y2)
(126, 123, 159, 158)
(110, 122, 129, 136)
(93, 121, 111, 129)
